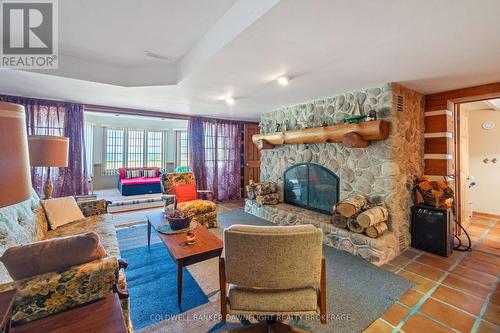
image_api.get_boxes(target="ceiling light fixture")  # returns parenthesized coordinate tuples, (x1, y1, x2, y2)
(276, 76, 289, 86)
(225, 97, 235, 105)
(144, 50, 171, 61)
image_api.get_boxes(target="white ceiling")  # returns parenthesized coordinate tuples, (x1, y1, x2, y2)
(463, 99, 500, 112)
(1, 0, 500, 121)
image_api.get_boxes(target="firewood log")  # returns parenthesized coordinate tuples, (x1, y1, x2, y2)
(357, 206, 389, 228)
(336, 194, 368, 218)
(331, 213, 348, 229)
(365, 222, 388, 238)
(347, 217, 364, 233)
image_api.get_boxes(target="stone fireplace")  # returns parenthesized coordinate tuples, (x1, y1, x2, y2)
(245, 83, 424, 265)
(284, 163, 339, 215)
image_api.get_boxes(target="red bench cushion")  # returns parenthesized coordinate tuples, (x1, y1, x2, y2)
(120, 177, 160, 185)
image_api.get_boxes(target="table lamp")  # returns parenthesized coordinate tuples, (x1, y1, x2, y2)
(28, 135, 69, 199)
(0, 102, 32, 208)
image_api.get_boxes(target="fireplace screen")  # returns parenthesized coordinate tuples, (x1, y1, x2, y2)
(284, 163, 340, 215)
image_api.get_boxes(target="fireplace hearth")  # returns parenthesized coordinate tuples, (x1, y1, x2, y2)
(284, 163, 339, 215)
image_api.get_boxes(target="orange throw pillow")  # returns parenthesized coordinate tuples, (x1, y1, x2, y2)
(173, 184, 197, 203)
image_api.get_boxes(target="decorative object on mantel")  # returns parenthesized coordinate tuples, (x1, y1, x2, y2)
(28, 135, 69, 199)
(344, 115, 367, 124)
(331, 194, 389, 238)
(252, 119, 389, 150)
(414, 176, 454, 209)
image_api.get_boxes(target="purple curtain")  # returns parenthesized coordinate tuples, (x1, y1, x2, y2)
(0, 95, 88, 197)
(189, 117, 242, 201)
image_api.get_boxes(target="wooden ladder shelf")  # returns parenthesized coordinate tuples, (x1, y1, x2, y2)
(252, 120, 389, 149)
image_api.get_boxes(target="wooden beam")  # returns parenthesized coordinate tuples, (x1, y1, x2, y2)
(252, 120, 389, 149)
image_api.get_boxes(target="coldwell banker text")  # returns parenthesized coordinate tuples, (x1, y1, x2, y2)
(1, 0, 58, 69)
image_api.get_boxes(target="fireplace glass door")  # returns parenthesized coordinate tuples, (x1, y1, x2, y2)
(284, 163, 339, 215)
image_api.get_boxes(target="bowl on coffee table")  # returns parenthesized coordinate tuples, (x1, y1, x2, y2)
(165, 210, 194, 230)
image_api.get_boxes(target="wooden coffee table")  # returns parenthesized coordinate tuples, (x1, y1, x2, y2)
(147, 212, 223, 308)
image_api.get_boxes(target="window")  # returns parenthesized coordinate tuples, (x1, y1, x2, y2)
(104, 128, 167, 171)
(147, 131, 163, 167)
(176, 130, 189, 167)
(127, 130, 144, 168)
(84, 123, 94, 176)
(105, 128, 124, 170)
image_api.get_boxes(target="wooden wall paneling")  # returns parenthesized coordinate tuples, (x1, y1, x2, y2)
(243, 123, 261, 197)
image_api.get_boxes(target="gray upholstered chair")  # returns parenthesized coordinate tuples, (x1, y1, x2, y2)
(220, 224, 326, 333)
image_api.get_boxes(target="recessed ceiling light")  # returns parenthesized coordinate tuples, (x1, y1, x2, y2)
(225, 97, 235, 105)
(144, 50, 171, 61)
(276, 76, 290, 86)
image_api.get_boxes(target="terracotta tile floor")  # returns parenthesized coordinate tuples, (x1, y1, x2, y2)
(364, 216, 500, 333)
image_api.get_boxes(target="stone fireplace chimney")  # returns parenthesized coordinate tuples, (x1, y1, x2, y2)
(245, 83, 424, 265)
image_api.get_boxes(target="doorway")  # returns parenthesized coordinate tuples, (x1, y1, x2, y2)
(459, 99, 500, 220)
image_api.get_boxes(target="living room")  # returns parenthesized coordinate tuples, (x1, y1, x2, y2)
(0, 1, 499, 333)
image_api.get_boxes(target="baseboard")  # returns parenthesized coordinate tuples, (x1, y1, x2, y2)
(472, 211, 500, 219)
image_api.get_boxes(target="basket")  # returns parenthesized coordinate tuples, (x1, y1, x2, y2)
(166, 213, 194, 230)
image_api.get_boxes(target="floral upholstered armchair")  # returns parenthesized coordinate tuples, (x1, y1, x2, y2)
(160, 172, 218, 228)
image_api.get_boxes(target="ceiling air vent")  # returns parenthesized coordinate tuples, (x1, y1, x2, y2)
(396, 95, 404, 112)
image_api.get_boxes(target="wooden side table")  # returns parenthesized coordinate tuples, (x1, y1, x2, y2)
(0, 289, 16, 333)
(11, 294, 127, 333)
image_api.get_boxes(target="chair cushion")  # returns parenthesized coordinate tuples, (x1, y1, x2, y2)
(177, 199, 216, 215)
(173, 184, 197, 203)
(228, 285, 318, 313)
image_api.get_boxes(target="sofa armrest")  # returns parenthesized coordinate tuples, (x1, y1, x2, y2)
(0, 257, 120, 326)
(78, 199, 110, 217)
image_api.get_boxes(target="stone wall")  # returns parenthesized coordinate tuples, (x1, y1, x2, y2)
(248, 83, 424, 262)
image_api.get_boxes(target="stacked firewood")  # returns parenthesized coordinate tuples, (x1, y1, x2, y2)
(414, 176, 453, 209)
(246, 180, 280, 205)
(331, 194, 389, 238)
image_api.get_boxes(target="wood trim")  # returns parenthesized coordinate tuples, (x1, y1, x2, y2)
(425, 82, 500, 110)
(425, 137, 448, 154)
(424, 114, 453, 133)
(320, 256, 327, 325)
(219, 257, 227, 322)
(424, 159, 448, 176)
(472, 211, 500, 219)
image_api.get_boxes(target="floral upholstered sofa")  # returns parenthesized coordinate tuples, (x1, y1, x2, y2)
(0, 190, 131, 332)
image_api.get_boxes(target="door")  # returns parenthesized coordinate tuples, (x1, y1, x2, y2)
(243, 123, 261, 197)
(455, 104, 471, 232)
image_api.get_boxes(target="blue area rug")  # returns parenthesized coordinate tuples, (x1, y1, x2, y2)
(117, 230, 209, 330)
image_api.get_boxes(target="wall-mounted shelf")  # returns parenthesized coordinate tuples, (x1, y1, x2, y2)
(252, 120, 389, 149)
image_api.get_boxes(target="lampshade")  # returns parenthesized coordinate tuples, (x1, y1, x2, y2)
(0, 102, 32, 208)
(28, 135, 69, 167)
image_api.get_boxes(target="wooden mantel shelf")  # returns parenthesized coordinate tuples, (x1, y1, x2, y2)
(252, 120, 389, 149)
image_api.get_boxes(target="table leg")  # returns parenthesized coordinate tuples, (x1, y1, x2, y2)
(177, 261, 183, 308)
(147, 221, 151, 248)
